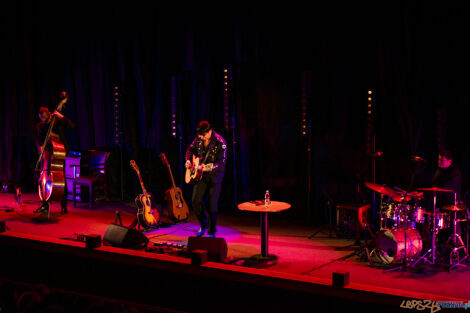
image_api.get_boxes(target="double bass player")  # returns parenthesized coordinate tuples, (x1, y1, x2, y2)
(34, 92, 75, 214)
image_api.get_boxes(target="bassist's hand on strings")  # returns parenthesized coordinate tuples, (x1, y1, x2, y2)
(52, 110, 64, 119)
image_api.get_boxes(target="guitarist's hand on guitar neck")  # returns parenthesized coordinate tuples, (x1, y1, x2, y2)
(185, 159, 214, 172)
(202, 163, 214, 172)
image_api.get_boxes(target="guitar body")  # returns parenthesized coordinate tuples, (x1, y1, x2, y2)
(135, 192, 160, 228)
(165, 186, 189, 221)
(159, 153, 190, 222)
(185, 155, 203, 184)
(130, 160, 160, 229)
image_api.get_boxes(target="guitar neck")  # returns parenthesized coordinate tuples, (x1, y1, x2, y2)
(136, 171, 148, 196)
(35, 115, 58, 169)
(167, 164, 178, 191)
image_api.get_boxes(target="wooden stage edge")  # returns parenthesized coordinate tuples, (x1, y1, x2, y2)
(0, 231, 463, 312)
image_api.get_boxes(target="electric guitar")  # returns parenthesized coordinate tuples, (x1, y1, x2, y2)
(130, 160, 160, 228)
(160, 153, 189, 221)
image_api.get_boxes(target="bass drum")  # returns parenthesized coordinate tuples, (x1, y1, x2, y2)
(375, 228, 422, 264)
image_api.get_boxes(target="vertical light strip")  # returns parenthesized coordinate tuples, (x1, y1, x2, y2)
(366, 89, 374, 154)
(223, 67, 231, 132)
(113, 84, 121, 145)
(171, 76, 177, 138)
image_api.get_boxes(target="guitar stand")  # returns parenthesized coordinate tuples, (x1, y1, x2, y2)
(128, 217, 151, 232)
(128, 215, 158, 232)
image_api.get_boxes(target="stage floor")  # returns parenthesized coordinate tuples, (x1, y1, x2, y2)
(0, 193, 469, 301)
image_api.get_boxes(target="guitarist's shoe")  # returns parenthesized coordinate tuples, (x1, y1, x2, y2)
(196, 226, 207, 237)
(34, 203, 49, 214)
(60, 199, 68, 214)
(208, 233, 215, 238)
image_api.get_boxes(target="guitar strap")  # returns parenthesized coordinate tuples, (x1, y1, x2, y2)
(203, 149, 211, 164)
(201, 140, 212, 164)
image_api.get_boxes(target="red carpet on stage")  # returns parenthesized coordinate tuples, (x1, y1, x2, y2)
(1, 192, 469, 308)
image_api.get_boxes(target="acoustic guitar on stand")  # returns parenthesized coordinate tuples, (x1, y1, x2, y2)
(130, 160, 160, 229)
(160, 153, 189, 221)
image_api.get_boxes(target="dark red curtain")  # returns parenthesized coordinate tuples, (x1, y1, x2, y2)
(2, 0, 470, 221)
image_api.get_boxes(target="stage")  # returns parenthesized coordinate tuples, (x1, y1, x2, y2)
(0, 193, 469, 312)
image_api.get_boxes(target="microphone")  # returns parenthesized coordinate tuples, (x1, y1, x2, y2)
(411, 155, 427, 163)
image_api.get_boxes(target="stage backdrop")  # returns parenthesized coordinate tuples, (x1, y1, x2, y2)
(2, 1, 470, 221)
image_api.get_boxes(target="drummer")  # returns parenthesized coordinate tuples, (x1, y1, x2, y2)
(431, 149, 461, 206)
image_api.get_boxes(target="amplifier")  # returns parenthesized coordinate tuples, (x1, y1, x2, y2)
(65, 153, 81, 201)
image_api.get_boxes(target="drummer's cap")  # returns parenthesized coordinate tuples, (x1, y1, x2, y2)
(439, 149, 453, 160)
(196, 121, 212, 135)
(38, 107, 50, 114)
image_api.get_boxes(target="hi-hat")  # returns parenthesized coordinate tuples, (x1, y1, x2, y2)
(418, 187, 454, 193)
(442, 205, 466, 212)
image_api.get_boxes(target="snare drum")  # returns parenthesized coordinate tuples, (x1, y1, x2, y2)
(425, 212, 450, 230)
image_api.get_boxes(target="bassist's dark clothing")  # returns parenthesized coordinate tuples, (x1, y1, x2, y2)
(36, 116, 75, 154)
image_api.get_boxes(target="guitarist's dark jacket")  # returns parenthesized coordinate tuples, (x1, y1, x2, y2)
(185, 131, 227, 182)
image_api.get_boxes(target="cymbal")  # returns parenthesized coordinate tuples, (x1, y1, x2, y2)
(392, 196, 412, 202)
(442, 205, 466, 212)
(392, 190, 424, 202)
(418, 187, 454, 193)
(364, 182, 400, 198)
(409, 191, 424, 200)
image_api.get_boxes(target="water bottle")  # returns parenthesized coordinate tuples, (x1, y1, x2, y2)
(265, 190, 271, 208)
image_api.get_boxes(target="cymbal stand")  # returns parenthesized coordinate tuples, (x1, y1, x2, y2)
(448, 193, 468, 270)
(378, 194, 389, 230)
(467, 209, 470, 265)
(413, 190, 438, 266)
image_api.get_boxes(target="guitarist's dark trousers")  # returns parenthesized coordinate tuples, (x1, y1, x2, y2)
(191, 175, 223, 235)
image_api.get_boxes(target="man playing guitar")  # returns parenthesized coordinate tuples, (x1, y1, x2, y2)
(185, 121, 227, 237)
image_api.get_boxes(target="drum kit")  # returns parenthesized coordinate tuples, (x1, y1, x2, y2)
(365, 182, 469, 270)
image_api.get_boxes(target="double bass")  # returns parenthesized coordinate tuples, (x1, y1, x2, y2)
(35, 92, 69, 203)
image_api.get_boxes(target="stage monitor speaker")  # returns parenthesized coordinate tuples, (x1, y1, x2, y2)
(187, 236, 227, 263)
(103, 223, 148, 250)
(0, 221, 6, 233)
